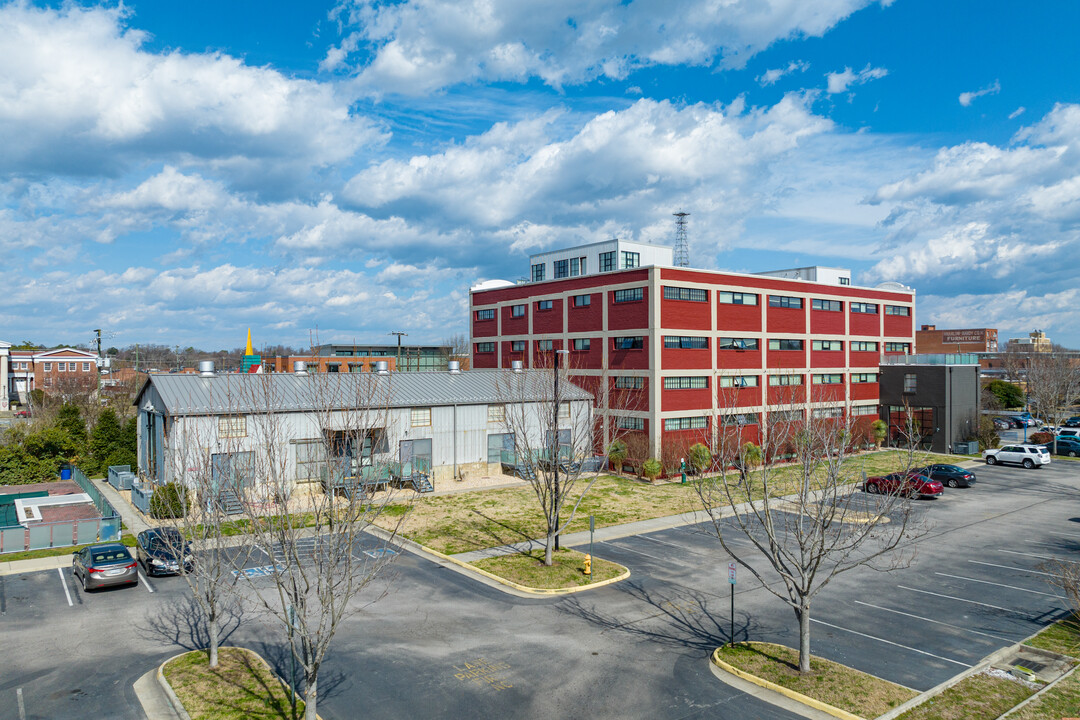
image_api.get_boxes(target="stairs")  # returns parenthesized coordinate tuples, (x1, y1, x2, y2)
(210, 489, 244, 516)
(410, 474, 434, 493)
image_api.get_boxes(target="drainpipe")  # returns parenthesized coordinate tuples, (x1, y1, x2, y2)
(453, 403, 458, 480)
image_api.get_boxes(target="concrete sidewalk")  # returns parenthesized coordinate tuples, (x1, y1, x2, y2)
(94, 475, 152, 535)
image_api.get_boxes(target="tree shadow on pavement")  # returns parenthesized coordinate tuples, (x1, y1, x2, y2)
(253, 638, 348, 702)
(134, 593, 245, 653)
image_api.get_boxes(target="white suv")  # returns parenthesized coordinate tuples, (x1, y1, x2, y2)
(983, 444, 1051, 469)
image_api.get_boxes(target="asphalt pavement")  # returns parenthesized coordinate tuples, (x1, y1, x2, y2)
(1, 458, 1077, 719)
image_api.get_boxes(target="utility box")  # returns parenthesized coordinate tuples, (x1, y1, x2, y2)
(952, 441, 979, 455)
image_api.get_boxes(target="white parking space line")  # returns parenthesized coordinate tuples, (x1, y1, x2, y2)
(897, 585, 1039, 617)
(637, 533, 714, 557)
(138, 570, 155, 593)
(853, 601, 1010, 642)
(16, 687, 25, 720)
(934, 572, 1063, 598)
(998, 549, 1080, 564)
(811, 618, 970, 667)
(601, 541, 667, 563)
(967, 560, 1058, 577)
(57, 568, 72, 607)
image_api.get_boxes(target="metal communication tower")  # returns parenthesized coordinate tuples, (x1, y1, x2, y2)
(673, 212, 690, 267)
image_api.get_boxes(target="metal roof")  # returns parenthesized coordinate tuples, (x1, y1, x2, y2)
(135, 369, 593, 417)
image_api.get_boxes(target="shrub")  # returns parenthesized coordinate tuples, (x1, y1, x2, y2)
(987, 379, 1024, 409)
(870, 419, 887, 449)
(607, 440, 628, 475)
(641, 458, 663, 483)
(688, 443, 712, 474)
(1030, 432, 1054, 445)
(977, 417, 1000, 452)
(150, 482, 190, 519)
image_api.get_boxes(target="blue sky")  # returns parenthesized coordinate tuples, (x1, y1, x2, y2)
(3, 0, 1079, 350)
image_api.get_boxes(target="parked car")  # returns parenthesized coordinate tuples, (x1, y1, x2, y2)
(992, 417, 1012, 430)
(135, 527, 194, 576)
(913, 464, 977, 488)
(983, 444, 1051, 468)
(1057, 428, 1080, 440)
(72, 543, 138, 591)
(864, 472, 944, 499)
(14, 410, 30, 418)
(1044, 436, 1080, 457)
(1064, 416, 1080, 428)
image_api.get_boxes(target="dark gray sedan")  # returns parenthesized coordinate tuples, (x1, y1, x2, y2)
(73, 543, 138, 591)
(913, 464, 977, 488)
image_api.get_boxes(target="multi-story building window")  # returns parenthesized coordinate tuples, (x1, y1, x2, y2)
(768, 339, 804, 350)
(812, 340, 843, 351)
(43, 362, 52, 371)
(851, 341, 879, 351)
(850, 302, 878, 314)
(554, 259, 569, 278)
(570, 257, 587, 276)
(812, 374, 843, 384)
(812, 407, 843, 418)
(885, 305, 911, 316)
(411, 408, 432, 427)
(811, 299, 842, 311)
(904, 373, 917, 393)
(572, 294, 591, 307)
(537, 300, 553, 310)
(57, 362, 66, 371)
(510, 341, 526, 352)
(572, 338, 591, 351)
(718, 337, 759, 350)
(851, 404, 878, 416)
(82, 362, 91, 372)
(718, 291, 758, 305)
(621, 251, 640, 269)
(720, 413, 759, 426)
(511, 304, 525, 317)
(850, 373, 878, 383)
(718, 375, 758, 387)
(327, 363, 341, 373)
(613, 376, 644, 389)
(768, 374, 803, 386)
(663, 376, 709, 390)
(769, 295, 803, 309)
(536, 340, 554, 351)
(664, 416, 707, 430)
(613, 287, 643, 303)
(531, 263, 545, 282)
(599, 251, 616, 272)
(663, 286, 708, 302)
(840, 277, 850, 285)
(618, 416, 645, 430)
(664, 336, 709, 349)
(475, 342, 495, 353)
(613, 336, 643, 350)
(475, 308, 495, 320)
(885, 342, 912, 353)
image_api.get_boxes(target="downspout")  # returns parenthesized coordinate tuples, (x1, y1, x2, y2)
(453, 403, 458, 480)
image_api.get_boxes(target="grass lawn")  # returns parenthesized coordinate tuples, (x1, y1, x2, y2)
(714, 642, 917, 717)
(0, 533, 136, 563)
(471, 548, 626, 588)
(1025, 613, 1080, 657)
(379, 450, 957, 555)
(894, 671, 1034, 720)
(1009, 667, 1080, 720)
(163, 647, 303, 720)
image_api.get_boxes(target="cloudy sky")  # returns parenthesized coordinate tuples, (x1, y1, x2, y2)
(3, 0, 1079, 350)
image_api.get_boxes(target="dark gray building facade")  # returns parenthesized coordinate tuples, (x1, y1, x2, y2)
(878, 355, 980, 454)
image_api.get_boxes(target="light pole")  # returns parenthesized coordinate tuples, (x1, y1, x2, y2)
(553, 348, 569, 551)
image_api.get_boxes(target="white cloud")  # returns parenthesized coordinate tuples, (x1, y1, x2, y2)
(958, 79, 1000, 107)
(0, 4, 385, 183)
(825, 64, 888, 94)
(757, 60, 810, 86)
(1009, 106, 1026, 119)
(327, 0, 887, 95)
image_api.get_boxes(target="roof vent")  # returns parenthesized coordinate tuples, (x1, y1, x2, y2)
(375, 361, 390, 375)
(448, 361, 461, 374)
(198, 361, 216, 377)
(293, 361, 307, 375)
(511, 360, 524, 373)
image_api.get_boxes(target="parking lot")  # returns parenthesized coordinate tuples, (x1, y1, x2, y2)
(1, 458, 1077, 719)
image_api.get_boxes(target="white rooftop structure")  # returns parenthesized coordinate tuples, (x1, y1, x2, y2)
(755, 265, 852, 286)
(527, 239, 673, 282)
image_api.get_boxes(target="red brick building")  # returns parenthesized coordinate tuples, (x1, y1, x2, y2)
(470, 258, 915, 460)
(915, 325, 997, 354)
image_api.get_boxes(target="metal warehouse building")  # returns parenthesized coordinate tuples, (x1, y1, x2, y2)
(133, 362, 592, 497)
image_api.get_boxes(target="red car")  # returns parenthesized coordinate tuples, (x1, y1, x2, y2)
(864, 472, 944, 499)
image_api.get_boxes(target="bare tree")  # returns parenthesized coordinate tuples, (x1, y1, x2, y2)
(223, 372, 408, 720)
(1025, 352, 1080, 453)
(496, 358, 597, 566)
(694, 398, 925, 672)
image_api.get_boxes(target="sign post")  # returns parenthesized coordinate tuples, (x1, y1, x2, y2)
(589, 515, 595, 582)
(728, 562, 737, 646)
(287, 604, 298, 718)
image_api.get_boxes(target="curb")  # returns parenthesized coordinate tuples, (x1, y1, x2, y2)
(365, 525, 630, 597)
(998, 662, 1079, 719)
(709, 644, 867, 720)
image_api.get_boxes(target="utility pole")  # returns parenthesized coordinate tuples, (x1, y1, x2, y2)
(389, 331, 408, 370)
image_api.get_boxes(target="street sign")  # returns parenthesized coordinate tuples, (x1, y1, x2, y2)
(728, 562, 737, 584)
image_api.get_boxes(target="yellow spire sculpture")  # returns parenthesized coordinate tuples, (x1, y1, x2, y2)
(245, 328, 254, 356)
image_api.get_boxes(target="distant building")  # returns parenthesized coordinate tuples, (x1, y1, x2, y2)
(1007, 330, 1052, 353)
(267, 344, 453, 374)
(916, 325, 998, 354)
(878, 354, 981, 454)
(5, 347, 100, 404)
(0, 341, 9, 411)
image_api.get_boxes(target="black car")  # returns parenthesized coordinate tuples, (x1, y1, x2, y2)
(913, 464, 977, 488)
(1065, 417, 1080, 428)
(135, 527, 194, 576)
(1044, 436, 1080, 458)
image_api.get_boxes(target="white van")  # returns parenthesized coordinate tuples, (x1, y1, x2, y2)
(1058, 428, 1080, 439)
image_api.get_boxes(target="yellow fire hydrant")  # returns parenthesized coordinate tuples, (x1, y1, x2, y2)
(583, 554, 592, 576)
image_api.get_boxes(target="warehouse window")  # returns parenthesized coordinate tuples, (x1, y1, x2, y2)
(572, 338, 591, 351)
(536, 340, 554, 351)
(885, 342, 912, 353)
(768, 339, 804, 351)
(664, 336, 709, 349)
(812, 408, 843, 419)
(511, 304, 525, 317)
(613, 376, 644, 389)
(718, 291, 758, 305)
(850, 303, 878, 314)
(554, 259, 569, 278)
(572, 294, 591, 307)
(621, 251, 640, 269)
(599, 251, 616, 272)
(851, 373, 878, 384)
(851, 341, 879, 352)
(812, 340, 844, 351)
(718, 337, 759, 350)
(769, 295, 803, 309)
(613, 336, 643, 350)
(531, 263, 545, 282)
(218, 417, 247, 439)
(617, 417, 645, 431)
(475, 309, 495, 321)
(410, 408, 431, 427)
(718, 375, 758, 388)
(885, 305, 911, 316)
(664, 376, 709, 390)
(487, 405, 505, 423)
(663, 286, 708, 302)
(613, 287, 644, 303)
(537, 300, 553, 311)
(812, 374, 843, 384)
(664, 416, 708, 431)
(721, 413, 759, 426)
(768, 375, 803, 386)
(811, 299, 842, 312)
(510, 341, 526, 352)
(475, 342, 495, 353)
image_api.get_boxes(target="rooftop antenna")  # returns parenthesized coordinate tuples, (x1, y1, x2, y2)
(673, 212, 690, 267)
(389, 331, 408, 369)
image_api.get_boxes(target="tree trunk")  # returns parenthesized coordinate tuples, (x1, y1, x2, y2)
(796, 604, 811, 673)
(544, 532, 554, 566)
(208, 612, 219, 669)
(305, 675, 317, 720)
